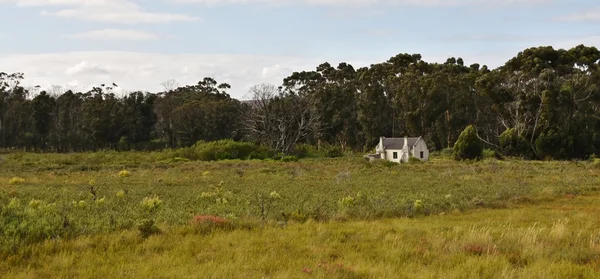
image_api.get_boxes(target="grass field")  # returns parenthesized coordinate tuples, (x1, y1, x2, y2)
(1, 152, 600, 278)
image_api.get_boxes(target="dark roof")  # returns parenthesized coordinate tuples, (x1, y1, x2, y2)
(382, 137, 420, 149)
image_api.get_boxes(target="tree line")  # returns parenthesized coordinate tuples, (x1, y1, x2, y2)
(1, 44, 599, 160)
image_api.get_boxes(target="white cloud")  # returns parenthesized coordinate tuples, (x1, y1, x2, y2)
(67, 29, 161, 41)
(64, 61, 117, 76)
(0, 50, 510, 99)
(555, 9, 600, 22)
(1, 34, 595, 99)
(0, 0, 200, 24)
(172, 0, 551, 7)
(0, 51, 332, 98)
(443, 33, 600, 49)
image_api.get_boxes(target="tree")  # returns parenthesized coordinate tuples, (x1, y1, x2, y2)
(453, 125, 483, 160)
(244, 83, 318, 155)
(31, 91, 56, 151)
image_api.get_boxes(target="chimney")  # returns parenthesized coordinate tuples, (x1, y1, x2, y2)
(404, 136, 408, 148)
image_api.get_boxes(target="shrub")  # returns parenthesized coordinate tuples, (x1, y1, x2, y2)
(321, 145, 343, 158)
(499, 128, 531, 158)
(247, 151, 266, 160)
(8, 177, 25, 185)
(281, 155, 298, 162)
(482, 149, 496, 159)
(408, 157, 423, 164)
(191, 215, 232, 234)
(440, 148, 454, 158)
(294, 144, 318, 158)
(172, 157, 190, 163)
(192, 140, 270, 161)
(192, 215, 229, 226)
(118, 170, 130, 177)
(454, 125, 483, 160)
(140, 196, 163, 212)
(371, 160, 398, 168)
(137, 219, 160, 238)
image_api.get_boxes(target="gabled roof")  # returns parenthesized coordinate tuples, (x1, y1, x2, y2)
(381, 137, 421, 149)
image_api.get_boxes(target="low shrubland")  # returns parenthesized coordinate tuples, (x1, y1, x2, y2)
(1, 152, 599, 258)
(3, 195, 600, 278)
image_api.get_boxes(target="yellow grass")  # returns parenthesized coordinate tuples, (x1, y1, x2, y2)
(1, 153, 600, 278)
(1, 195, 599, 278)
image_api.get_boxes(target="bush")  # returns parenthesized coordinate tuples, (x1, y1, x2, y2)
(8, 177, 25, 185)
(247, 151, 266, 160)
(140, 196, 163, 212)
(137, 219, 160, 238)
(499, 128, 531, 158)
(440, 148, 454, 158)
(281, 155, 298, 162)
(482, 149, 496, 159)
(192, 140, 270, 161)
(454, 125, 483, 160)
(408, 157, 423, 164)
(294, 144, 318, 158)
(322, 145, 343, 158)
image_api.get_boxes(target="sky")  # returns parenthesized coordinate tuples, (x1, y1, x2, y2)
(0, 0, 599, 99)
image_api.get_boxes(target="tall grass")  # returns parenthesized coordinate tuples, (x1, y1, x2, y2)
(1, 152, 600, 276)
(2, 195, 600, 278)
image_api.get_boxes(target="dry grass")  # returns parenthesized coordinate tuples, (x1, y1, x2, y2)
(2, 195, 600, 278)
(1, 152, 599, 277)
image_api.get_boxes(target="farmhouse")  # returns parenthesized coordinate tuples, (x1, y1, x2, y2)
(365, 136, 429, 163)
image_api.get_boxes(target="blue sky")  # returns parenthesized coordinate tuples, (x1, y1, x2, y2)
(0, 0, 599, 98)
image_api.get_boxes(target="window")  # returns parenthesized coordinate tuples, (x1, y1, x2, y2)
(393, 152, 398, 159)
(420, 151, 424, 159)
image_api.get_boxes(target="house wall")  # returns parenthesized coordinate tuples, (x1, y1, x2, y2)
(410, 140, 430, 161)
(385, 149, 405, 163)
(376, 140, 384, 154)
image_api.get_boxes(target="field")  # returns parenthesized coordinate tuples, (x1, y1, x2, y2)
(1, 152, 600, 278)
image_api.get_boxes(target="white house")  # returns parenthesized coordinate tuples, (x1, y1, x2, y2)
(365, 136, 430, 163)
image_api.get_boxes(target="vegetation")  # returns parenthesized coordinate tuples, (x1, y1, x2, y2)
(0, 151, 599, 277)
(2, 44, 600, 159)
(454, 125, 483, 160)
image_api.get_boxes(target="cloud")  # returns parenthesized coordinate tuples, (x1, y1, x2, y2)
(1, 35, 595, 99)
(555, 9, 600, 22)
(172, 0, 551, 7)
(64, 61, 117, 76)
(67, 29, 161, 41)
(0, 0, 200, 24)
(443, 33, 600, 48)
(0, 51, 333, 98)
(0, 50, 515, 99)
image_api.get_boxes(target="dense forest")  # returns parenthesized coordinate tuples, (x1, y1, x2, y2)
(1, 45, 599, 160)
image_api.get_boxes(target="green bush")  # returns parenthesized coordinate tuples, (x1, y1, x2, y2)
(247, 151, 266, 160)
(482, 149, 496, 159)
(440, 148, 454, 157)
(454, 125, 483, 160)
(499, 128, 532, 158)
(408, 157, 423, 164)
(281, 155, 298, 162)
(322, 145, 343, 158)
(294, 144, 318, 158)
(172, 140, 271, 161)
(137, 219, 160, 238)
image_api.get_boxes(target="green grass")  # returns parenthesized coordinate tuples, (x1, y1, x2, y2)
(3, 195, 600, 278)
(1, 152, 600, 277)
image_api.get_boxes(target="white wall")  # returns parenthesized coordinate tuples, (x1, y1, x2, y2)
(411, 139, 429, 161)
(385, 149, 404, 163)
